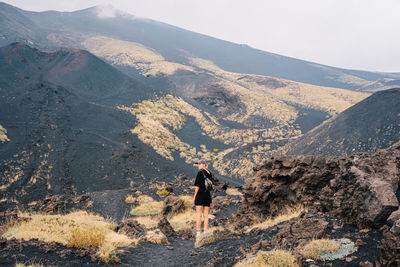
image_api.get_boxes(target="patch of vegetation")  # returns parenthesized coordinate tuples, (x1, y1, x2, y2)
(156, 189, 171, 197)
(235, 250, 300, 267)
(97, 244, 122, 263)
(300, 238, 339, 260)
(130, 195, 163, 216)
(135, 216, 160, 229)
(3, 211, 135, 262)
(119, 95, 298, 177)
(168, 208, 196, 231)
(0, 124, 10, 143)
(125, 194, 135, 204)
(145, 229, 168, 245)
(177, 195, 193, 207)
(15, 263, 57, 267)
(226, 187, 243, 196)
(194, 227, 224, 248)
(299, 238, 357, 261)
(247, 205, 306, 233)
(68, 225, 105, 248)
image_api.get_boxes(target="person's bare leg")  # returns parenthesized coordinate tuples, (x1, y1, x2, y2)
(203, 206, 210, 233)
(196, 206, 203, 237)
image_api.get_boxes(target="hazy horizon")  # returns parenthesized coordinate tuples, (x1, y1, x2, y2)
(2, 0, 400, 73)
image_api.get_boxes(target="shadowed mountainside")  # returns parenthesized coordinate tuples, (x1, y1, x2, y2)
(0, 42, 188, 208)
(283, 88, 400, 156)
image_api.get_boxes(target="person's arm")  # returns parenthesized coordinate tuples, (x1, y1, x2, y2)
(193, 171, 202, 205)
(193, 186, 199, 206)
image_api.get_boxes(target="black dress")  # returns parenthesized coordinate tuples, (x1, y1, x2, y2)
(194, 169, 213, 207)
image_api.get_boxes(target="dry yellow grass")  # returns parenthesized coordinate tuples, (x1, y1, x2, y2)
(235, 250, 300, 267)
(168, 208, 196, 231)
(0, 124, 10, 143)
(68, 225, 105, 248)
(130, 195, 163, 216)
(2, 211, 135, 262)
(194, 227, 224, 248)
(300, 239, 340, 260)
(178, 195, 193, 207)
(15, 263, 57, 267)
(226, 187, 243, 196)
(145, 229, 168, 245)
(246, 205, 306, 233)
(135, 216, 160, 229)
(125, 194, 135, 204)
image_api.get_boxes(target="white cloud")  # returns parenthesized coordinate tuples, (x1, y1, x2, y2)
(95, 4, 118, 18)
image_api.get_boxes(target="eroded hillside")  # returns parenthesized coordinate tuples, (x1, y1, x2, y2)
(88, 36, 369, 179)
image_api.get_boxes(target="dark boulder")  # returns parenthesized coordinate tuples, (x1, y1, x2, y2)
(162, 195, 185, 217)
(157, 217, 176, 238)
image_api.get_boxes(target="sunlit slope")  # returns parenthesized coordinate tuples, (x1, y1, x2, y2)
(83, 36, 195, 76)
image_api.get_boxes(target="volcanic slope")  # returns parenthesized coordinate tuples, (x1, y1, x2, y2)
(283, 87, 400, 156)
(0, 42, 185, 208)
(1, 2, 400, 91)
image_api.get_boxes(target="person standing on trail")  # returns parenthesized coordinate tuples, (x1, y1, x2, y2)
(193, 159, 214, 238)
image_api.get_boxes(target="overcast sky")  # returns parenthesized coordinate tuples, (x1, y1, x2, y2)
(3, 0, 400, 72)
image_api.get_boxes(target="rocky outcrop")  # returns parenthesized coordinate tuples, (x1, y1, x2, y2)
(116, 218, 146, 238)
(381, 210, 400, 266)
(157, 217, 177, 238)
(162, 196, 185, 217)
(233, 142, 400, 230)
(231, 141, 400, 264)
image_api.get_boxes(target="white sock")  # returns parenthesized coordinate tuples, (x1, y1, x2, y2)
(203, 229, 208, 234)
(196, 229, 201, 237)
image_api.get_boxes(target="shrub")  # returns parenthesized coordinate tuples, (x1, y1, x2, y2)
(0, 124, 10, 143)
(145, 229, 168, 245)
(194, 227, 224, 248)
(235, 249, 300, 267)
(157, 189, 171, 197)
(125, 194, 135, 204)
(300, 239, 339, 260)
(300, 238, 357, 261)
(67, 225, 105, 248)
(97, 244, 121, 263)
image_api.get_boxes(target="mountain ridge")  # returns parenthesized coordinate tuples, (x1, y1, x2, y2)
(1, 2, 400, 91)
